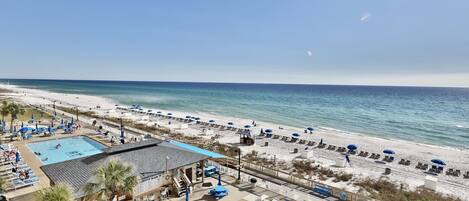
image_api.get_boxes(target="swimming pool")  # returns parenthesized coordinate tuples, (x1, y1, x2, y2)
(27, 136, 107, 165)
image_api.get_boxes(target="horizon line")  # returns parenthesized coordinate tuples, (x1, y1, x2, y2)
(1, 77, 469, 89)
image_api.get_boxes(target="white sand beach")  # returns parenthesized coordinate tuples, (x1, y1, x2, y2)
(2, 84, 469, 199)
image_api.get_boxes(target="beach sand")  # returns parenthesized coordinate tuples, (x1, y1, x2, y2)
(1, 83, 468, 199)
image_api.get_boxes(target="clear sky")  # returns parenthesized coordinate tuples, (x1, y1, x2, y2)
(1, 0, 468, 87)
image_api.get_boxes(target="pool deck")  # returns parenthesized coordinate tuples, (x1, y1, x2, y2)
(4, 128, 109, 200)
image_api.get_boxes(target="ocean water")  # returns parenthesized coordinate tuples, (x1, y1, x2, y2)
(2, 79, 469, 149)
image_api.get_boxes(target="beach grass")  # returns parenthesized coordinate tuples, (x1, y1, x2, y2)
(1, 105, 53, 123)
(355, 178, 462, 201)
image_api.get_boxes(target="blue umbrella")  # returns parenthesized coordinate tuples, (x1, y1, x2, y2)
(307, 127, 314, 131)
(157, 111, 162, 114)
(292, 133, 300, 138)
(227, 122, 234, 126)
(209, 120, 215, 123)
(15, 152, 20, 163)
(431, 159, 446, 166)
(244, 125, 251, 129)
(383, 149, 395, 155)
(347, 144, 358, 150)
(167, 113, 172, 116)
(265, 129, 273, 133)
(185, 116, 191, 119)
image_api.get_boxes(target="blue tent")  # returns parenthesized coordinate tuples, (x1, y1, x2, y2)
(383, 149, 395, 155)
(227, 122, 234, 126)
(265, 129, 273, 133)
(307, 127, 314, 131)
(292, 133, 300, 138)
(347, 144, 358, 150)
(431, 159, 446, 166)
(244, 125, 251, 129)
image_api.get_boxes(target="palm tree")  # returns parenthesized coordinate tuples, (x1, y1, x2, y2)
(0, 177, 7, 193)
(6, 102, 25, 133)
(0, 101, 8, 122)
(84, 159, 138, 201)
(35, 183, 74, 201)
(0, 101, 8, 135)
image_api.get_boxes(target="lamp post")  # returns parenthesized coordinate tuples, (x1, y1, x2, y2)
(76, 107, 79, 121)
(53, 101, 57, 117)
(237, 148, 241, 181)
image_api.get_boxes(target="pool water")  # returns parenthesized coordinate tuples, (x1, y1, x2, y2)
(27, 136, 106, 165)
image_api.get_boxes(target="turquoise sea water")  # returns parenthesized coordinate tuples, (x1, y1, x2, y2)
(27, 136, 106, 165)
(3, 79, 469, 149)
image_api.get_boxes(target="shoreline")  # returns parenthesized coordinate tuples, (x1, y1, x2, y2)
(0, 83, 465, 153)
(1, 83, 469, 199)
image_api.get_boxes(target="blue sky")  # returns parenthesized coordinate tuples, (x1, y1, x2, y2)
(0, 0, 468, 87)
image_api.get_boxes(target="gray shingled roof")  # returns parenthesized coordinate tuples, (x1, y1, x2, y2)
(41, 139, 210, 197)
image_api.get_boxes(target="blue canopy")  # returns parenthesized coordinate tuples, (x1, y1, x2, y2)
(194, 117, 200, 120)
(307, 127, 314, 131)
(227, 122, 234, 125)
(431, 159, 446, 166)
(383, 149, 395, 155)
(292, 133, 300, 138)
(167, 113, 172, 116)
(19, 127, 30, 133)
(347, 144, 358, 150)
(265, 129, 273, 133)
(209, 120, 215, 123)
(185, 116, 191, 119)
(244, 125, 252, 129)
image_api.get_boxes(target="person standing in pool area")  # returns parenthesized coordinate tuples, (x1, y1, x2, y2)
(55, 143, 62, 149)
